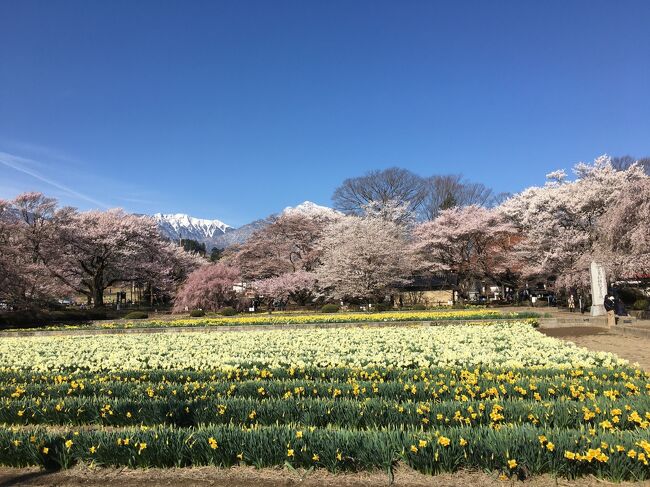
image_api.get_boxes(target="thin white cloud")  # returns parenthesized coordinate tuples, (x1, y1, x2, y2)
(119, 196, 159, 205)
(0, 151, 110, 209)
(0, 138, 83, 166)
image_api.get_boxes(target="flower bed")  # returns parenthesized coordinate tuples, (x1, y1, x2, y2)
(1, 425, 649, 478)
(3, 309, 539, 331)
(0, 321, 617, 372)
(0, 322, 646, 480)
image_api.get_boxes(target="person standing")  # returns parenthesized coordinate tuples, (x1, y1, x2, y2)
(615, 295, 628, 317)
(568, 294, 575, 312)
(604, 293, 616, 327)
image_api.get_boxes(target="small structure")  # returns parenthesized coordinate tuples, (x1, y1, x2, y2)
(396, 275, 454, 307)
(590, 261, 607, 316)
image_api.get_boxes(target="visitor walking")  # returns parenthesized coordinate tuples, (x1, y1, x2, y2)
(568, 294, 575, 312)
(604, 293, 616, 327)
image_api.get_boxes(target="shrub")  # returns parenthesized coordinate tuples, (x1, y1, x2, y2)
(189, 309, 205, 317)
(618, 287, 645, 305)
(124, 311, 149, 320)
(633, 299, 649, 311)
(0, 309, 109, 329)
(372, 303, 391, 312)
(320, 304, 340, 313)
(219, 307, 237, 316)
(412, 303, 426, 310)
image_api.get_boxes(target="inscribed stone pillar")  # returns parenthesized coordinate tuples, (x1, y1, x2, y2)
(590, 261, 607, 317)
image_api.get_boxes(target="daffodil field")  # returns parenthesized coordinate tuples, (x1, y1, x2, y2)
(0, 321, 649, 480)
(0, 320, 617, 371)
(8, 309, 538, 331)
(115, 309, 516, 329)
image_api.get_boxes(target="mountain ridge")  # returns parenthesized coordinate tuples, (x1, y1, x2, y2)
(154, 201, 337, 250)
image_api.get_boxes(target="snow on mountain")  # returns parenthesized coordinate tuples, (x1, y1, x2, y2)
(211, 202, 338, 248)
(153, 213, 231, 248)
(154, 202, 340, 250)
(282, 201, 342, 218)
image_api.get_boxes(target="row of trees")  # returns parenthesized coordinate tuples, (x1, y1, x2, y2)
(3, 155, 648, 312)
(502, 157, 650, 288)
(0, 193, 203, 309)
(174, 155, 650, 311)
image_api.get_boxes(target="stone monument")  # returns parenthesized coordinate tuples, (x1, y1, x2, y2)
(590, 261, 607, 316)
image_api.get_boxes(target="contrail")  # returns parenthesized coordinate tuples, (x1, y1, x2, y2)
(0, 151, 110, 209)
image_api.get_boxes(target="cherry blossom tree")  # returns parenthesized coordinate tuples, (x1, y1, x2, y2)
(0, 193, 66, 308)
(0, 199, 24, 306)
(136, 240, 206, 305)
(1, 192, 204, 309)
(252, 270, 317, 307)
(44, 208, 202, 307)
(172, 262, 240, 312)
(316, 215, 413, 303)
(361, 199, 415, 227)
(411, 205, 519, 297)
(500, 155, 648, 288)
(611, 155, 650, 175)
(590, 178, 650, 279)
(228, 211, 337, 280)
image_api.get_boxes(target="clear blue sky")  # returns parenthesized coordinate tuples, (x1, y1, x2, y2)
(1, 0, 649, 226)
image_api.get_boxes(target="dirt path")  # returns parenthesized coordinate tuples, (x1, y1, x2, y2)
(539, 326, 650, 370)
(0, 465, 648, 487)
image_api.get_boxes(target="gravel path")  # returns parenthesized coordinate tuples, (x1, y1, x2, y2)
(540, 326, 650, 370)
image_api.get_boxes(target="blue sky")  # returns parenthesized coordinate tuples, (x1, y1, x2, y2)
(1, 0, 649, 226)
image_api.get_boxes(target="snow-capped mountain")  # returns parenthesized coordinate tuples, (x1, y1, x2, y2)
(212, 202, 340, 248)
(154, 202, 339, 250)
(153, 213, 232, 249)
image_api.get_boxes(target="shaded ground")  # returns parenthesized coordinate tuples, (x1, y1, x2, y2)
(0, 465, 648, 487)
(540, 326, 650, 370)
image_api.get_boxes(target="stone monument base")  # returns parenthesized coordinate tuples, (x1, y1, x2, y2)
(591, 304, 605, 317)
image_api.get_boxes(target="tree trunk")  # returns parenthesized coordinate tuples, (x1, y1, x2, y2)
(93, 286, 104, 308)
(93, 274, 104, 308)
